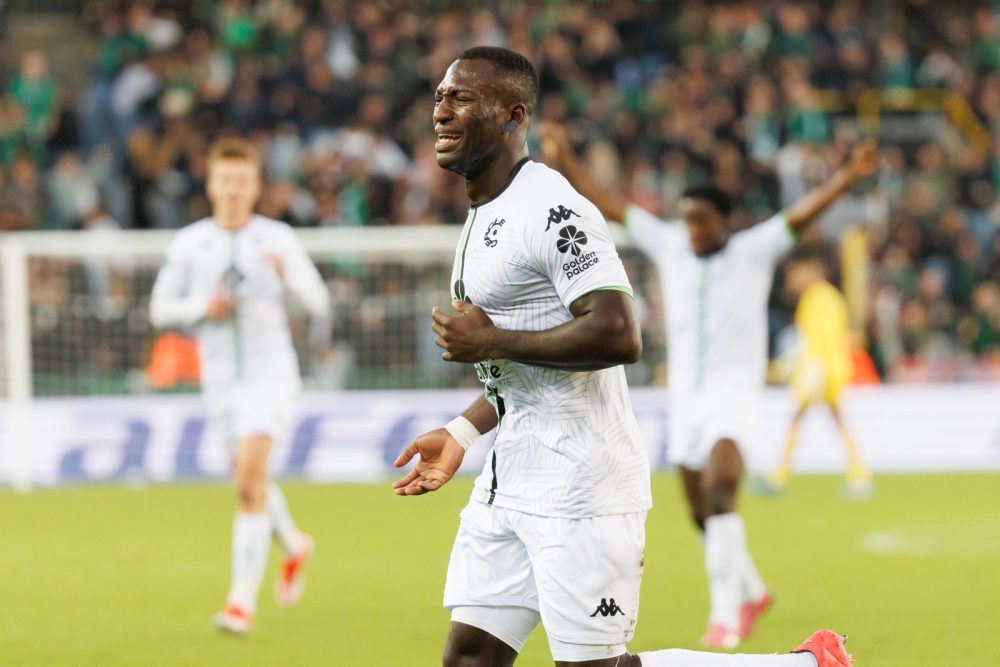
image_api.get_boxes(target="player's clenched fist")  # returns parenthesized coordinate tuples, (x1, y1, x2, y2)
(432, 300, 499, 363)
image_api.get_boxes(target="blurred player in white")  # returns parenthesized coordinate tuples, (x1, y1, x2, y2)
(541, 124, 877, 650)
(150, 137, 330, 635)
(394, 46, 854, 667)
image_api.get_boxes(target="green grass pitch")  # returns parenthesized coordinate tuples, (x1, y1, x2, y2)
(2, 473, 998, 666)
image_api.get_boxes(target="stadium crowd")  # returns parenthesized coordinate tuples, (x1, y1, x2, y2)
(2, 0, 1000, 386)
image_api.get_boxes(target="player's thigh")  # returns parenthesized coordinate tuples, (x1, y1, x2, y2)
(446, 610, 538, 665)
(700, 391, 759, 473)
(233, 434, 273, 482)
(677, 465, 705, 521)
(518, 512, 646, 659)
(705, 437, 744, 485)
(823, 379, 847, 409)
(444, 502, 541, 654)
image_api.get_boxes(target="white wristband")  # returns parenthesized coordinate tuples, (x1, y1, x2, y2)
(444, 416, 480, 451)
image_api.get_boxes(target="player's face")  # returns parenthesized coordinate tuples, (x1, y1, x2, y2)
(433, 59, 506, 178)
(786, 261, 823, 296)
(207, 158, 262, 225)
(679, 197, 728, 256)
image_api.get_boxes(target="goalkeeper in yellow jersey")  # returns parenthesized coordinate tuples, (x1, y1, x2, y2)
(766, 248, 872, 497)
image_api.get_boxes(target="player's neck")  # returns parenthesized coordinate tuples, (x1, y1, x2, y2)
(695, 239, 728, 257)
(214, 212, 252, 231)
(465, 149, 529, 205)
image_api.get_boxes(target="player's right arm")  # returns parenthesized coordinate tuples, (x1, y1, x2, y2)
(392, 394, 498, 496)
(150, 232, 230, 328)
(538, 122, 629, 224)
(783, 140, 878, 235)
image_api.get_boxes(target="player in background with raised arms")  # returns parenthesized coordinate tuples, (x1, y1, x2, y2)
(766, 249, 871, 497)
(540, 123, 877, 651)
(150, 138, 330, 635)
(394, 45, 854, 667)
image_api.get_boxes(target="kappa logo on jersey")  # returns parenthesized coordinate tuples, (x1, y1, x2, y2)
(484, 218, 505, 247)
(556, 225, 589, 256)
(545, 204, 580, 232)
(589, 597, 625, 617)
(563, 251, 600, 279)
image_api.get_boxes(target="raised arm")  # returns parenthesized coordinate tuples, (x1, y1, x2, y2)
(537, 122, 630, 225)
(784, 139, 879, 235)
(432, 289, 642, 372)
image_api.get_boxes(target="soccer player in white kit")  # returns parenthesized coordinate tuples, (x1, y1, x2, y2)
(150, 138, 330, 634)
(393, 46, 854, 667)
(540, 123, 877, 651)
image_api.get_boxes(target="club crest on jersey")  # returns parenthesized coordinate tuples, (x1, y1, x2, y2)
(545, 204, 580, 232)
(484, 218, 505, 247)
(556, 225, 589, 256)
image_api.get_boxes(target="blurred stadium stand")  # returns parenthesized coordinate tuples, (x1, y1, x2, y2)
(1, 0, 999, 391)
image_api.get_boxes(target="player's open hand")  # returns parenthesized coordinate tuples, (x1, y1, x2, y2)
(393, 428, 466, 496)
(536, 121, 570, 166)
(432, 300, 498, 363)
(847, 139, 879, 179)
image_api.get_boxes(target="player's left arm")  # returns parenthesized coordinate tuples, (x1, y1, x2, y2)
(433, 289, 641, 371)
(783, 139, 879, 235)
(271, 229, 331, 320)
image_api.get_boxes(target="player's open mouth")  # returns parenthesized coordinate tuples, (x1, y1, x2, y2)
(435, 132, 462, 152)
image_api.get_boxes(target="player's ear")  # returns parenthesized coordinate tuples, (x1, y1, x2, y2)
(501, 104, 527, 134)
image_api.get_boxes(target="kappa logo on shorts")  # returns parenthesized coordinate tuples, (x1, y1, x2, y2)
(589, 597, 625, 617)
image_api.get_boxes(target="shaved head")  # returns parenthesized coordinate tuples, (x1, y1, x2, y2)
(457, 46, 538, 116)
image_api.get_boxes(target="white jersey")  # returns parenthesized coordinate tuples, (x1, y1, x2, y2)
(150, 215, 329, 400)
(624, 205, 795, 393)
(451, 160, 651, 518)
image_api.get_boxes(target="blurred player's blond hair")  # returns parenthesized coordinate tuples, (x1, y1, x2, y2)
(207, 136, 262, 170)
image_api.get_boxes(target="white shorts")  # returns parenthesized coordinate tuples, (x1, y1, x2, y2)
(206, 383, 296, 448)
(668, 390, 760, 470)
(444, 501, 645, 659)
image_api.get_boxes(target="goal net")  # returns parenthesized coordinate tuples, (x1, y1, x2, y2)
(1, 226, 665, 401)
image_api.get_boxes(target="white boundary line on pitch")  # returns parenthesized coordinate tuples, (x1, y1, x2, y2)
(861, 519, 1000, 557)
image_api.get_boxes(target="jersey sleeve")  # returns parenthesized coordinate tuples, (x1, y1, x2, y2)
(149, 233, 209, 329)
(732, 212, 797, 266)
(623, 204, 671, 247)
(523, 199, 633, 309)
(277, 227, 330, 320)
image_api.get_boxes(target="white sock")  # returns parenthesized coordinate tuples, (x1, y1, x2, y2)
(732, 514, 768, 603)
(704, 513, 743, 629)
(267, 483, 305, 555)
(639, 649, 817, 666)
(226, 512, 272, 613)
